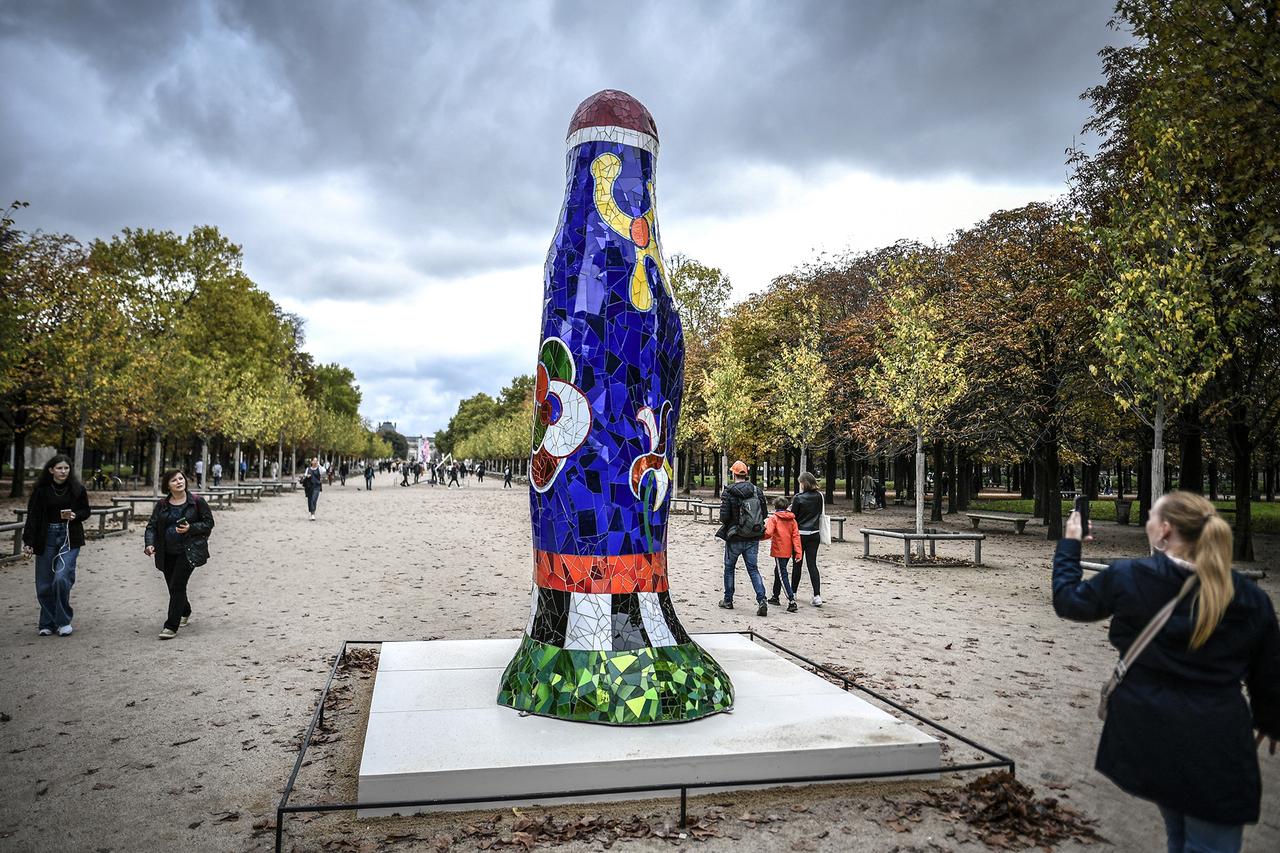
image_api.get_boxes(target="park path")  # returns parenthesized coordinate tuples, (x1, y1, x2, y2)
(0, 475, 1276, 851)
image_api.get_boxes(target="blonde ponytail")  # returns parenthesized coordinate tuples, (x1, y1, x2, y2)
(1188, 514, 1233, 650)
(1155, 491, 1234, 650)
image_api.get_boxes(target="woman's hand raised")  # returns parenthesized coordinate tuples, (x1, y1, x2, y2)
(1065, 510, 1094, 542)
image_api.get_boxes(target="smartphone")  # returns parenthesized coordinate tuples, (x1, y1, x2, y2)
(1074, 495, 1090, 542)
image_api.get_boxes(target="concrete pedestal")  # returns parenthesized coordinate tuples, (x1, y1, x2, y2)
(357, 634, 939, 816)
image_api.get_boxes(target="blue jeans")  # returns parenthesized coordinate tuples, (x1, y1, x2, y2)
(35, 523, 78, 630)
(723, 539, 765, 604)
(1158, 807, 1243, 853)
(306, 490, 319, 514)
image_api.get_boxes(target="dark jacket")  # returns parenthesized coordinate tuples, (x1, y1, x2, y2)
(716, 480, 765, 542)
(790, 489, 823, 535)
(144, 493, 215, 569)
(1052, 538, 1280, 825)
(302, 467, 322, 494)
(22, 481, 92, 552)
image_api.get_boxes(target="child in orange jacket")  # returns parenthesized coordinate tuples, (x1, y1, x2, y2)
(764, 497, 801, 612)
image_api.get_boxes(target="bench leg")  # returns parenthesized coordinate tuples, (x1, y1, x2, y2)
(929, 538, 937, 559)
(99, 515, 107, 538)
(863, 534, 870, 558)
(903, 539, 911, 567)
(975, 540, 983, 567)
(971, 518, 980, 530)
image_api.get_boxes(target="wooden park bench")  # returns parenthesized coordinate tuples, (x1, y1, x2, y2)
(669, 496, 703, 515)
(14, 505, 132, 539)
(1, 520, 24, 563)
(694, 502, 720, 525)
(860, 527, 985, 567)
(965, 512, 1032, 534)
(229, 483, 264, 501)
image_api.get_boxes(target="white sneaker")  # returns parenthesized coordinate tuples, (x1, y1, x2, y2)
(811, 596, 823, 607)
(158, 628, 177, 640)
(57, 625, 74, 636)
(38, 628, 53, 636)
(309, 513, 315, 521)
(180, 616, 189, 627)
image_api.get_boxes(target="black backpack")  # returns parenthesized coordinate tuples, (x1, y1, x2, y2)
(734, 486, 766, 539)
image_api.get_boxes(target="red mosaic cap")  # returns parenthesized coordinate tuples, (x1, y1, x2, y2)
(566, 89, 658, 142)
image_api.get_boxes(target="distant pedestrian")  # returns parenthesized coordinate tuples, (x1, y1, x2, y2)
(716, 460, 769, 616)
(301, 457, 323, 520)
(413, 461, 422, 484)
(212, 461, 223, 486)
(364, 462, 375, 491)
(22, 454, 90, 637)
(339, 461, 349, 486)
(271, 460, 280, 480)
(764, 497, 801, 613)
(1054, 491, 1280, 852)
(447, 463, 460, 488)
(143, 470, 214, 640)
(789, 472, 824, 606)
(326, 462, 335, 486)
(429, 463, 438, 486)
(238, 458, 247, 481)
(503, 466, 513, 489)
(400, 463, 411, 487)
(194, 458, 204, 487)
(477, 463, 486, 484)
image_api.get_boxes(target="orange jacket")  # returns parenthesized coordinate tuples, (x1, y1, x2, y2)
(763, 510, 802, 559)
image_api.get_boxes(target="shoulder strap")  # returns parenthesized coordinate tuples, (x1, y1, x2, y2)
(1115, 572, 1199, 681)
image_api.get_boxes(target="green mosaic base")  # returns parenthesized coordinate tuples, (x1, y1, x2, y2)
(497, 635, 735, 725)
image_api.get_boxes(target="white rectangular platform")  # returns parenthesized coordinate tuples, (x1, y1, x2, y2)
(357, 634, 940, 816)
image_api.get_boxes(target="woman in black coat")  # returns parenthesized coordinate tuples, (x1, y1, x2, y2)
(144, 470, 214, 640)
(788, 471, 824, 606)
(22, 454, 92, 636)
(1053, 490, 1279, 851)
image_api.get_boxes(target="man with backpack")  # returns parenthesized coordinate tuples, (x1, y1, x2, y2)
(716, 459, 769, 616)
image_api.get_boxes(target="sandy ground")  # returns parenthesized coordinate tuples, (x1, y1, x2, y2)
(0, 475, 1277, 852)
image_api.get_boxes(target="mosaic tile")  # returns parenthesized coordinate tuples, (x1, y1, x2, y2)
(498, 90, 733, 724)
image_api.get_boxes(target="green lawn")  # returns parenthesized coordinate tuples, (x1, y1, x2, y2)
(969, 498, 1280, 535)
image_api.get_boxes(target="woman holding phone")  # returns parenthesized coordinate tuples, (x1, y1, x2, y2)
(144, 470, 214, 640)
(1053, 490, 1279, 852)
(22, 454, 91, 636)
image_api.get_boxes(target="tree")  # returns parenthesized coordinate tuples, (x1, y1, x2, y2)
(860, 253, 968, 556)
(765, 295, 832, 473)
(698, 347, 755, 496)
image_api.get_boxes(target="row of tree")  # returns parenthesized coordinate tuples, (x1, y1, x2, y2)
(0, 215, 391, 496)
(437, 1, 1279, 561)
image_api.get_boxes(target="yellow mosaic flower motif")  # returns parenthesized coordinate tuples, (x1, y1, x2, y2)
(591, 153, 670, 311)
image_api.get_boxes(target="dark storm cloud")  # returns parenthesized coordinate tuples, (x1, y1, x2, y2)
(0, 0, 1121, 432)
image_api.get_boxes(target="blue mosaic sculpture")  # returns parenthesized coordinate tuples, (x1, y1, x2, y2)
(497, 90, 734, 724)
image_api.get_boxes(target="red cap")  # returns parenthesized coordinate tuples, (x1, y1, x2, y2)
(567, 90, 658, 142)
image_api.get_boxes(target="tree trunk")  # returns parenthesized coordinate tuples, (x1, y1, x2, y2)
(715, 450, 725, 498)
(200, 438, 209, 490)
(1208, 458, 1219, 501)
(799, 444, 808, 476)
(1043, 426, 1062, 540)
(151, 431, 163, 496)
(946, 445, 958, 514)
(824, 443, 836, 504)
(1227, 414, 1254, 561)
(9, 424, 28, 498)
(1020, 459, 1034, 500)
(1179, 401, 1203, 493)
(844, 449, 853, 499)
(914, 430, 925, 556)
(1138, 446, 1152, 525)
(1151, 396, 1167, 508)
(930, 440, 944, 523)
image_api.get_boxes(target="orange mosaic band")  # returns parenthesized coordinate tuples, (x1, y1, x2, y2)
(534, 549, 668, 594)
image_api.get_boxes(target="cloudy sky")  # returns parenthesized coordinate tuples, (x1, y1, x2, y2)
(2, 0, 1121, 438)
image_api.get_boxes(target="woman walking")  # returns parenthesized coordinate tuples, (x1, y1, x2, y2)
(788, 471, 824, 606)
(302, 457, 323, 520)
(22, 454, 91, 636)
(1054, 491, 1279, 852)
(143, 470, 214, 640)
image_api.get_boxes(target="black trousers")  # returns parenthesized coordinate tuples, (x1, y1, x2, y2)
(160, 550, 194, 630)
(791, 535, 821, 596)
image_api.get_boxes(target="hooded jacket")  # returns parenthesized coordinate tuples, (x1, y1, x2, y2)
(763, 510, 802, 559)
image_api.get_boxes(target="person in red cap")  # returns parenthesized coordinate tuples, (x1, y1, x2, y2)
(716, 460, 769, 615)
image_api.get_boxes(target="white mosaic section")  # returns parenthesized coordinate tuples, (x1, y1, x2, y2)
(564, 592, 612, 650)
(637, 592, 676, 648)
(565, 125, 659, 157)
